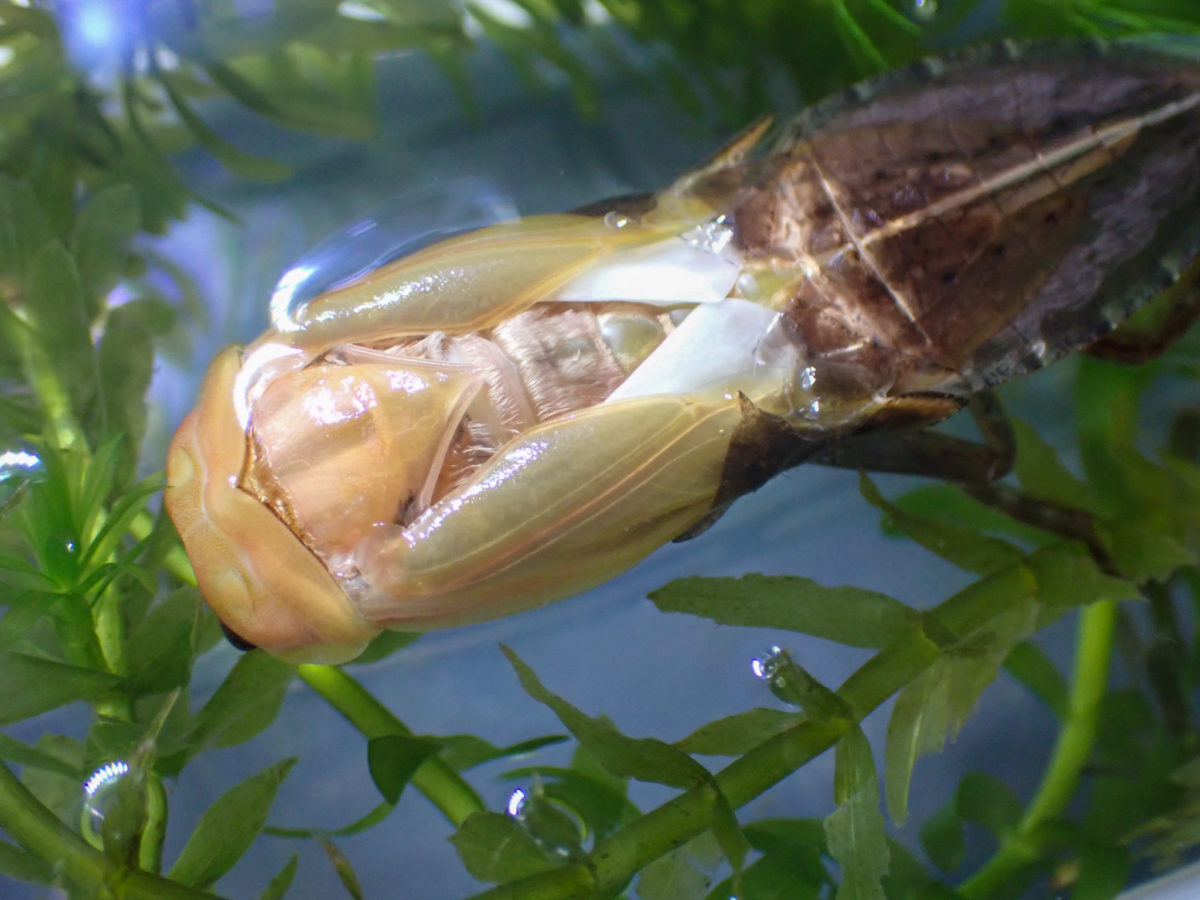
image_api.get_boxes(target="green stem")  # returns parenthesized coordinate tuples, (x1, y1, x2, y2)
(7, 311, 83, 451)
(463, 565, 1036, 900)
(296, 664, 485, 826)
(129, 514, 486, 826)
(958, 599, 1119, 899)
(0, 760, 223, 900)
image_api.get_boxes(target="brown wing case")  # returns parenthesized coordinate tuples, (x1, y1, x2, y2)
(702, 38, 1200, 398)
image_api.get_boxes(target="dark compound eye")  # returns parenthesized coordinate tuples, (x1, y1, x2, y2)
(220, 621, 258, 652)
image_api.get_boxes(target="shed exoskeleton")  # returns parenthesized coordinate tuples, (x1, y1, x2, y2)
(167, 37, 1200, 663)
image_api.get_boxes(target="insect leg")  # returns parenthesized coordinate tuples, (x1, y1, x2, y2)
(1086, 280, 1200, 363)
(809, 391, 1015, 484)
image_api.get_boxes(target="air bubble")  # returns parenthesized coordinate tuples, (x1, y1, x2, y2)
(603, 211, 630, 230)
(752, 645, 802, 706)
(81, 760, 148, 859)
(505, 784, 585, 859)
(0, 446, 43, 508)
(798, 366, 817, 392)
(682, 217, 734, 255)
(912, 0, 938, 20)
(270, 177, 516, 330)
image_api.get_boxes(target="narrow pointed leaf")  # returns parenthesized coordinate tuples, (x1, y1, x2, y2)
(674, 708, 804, 756)
(0, 653, 122, 724)
(0, 840, 54, 885)
(187, 651, 295, 754)
(316, 833, 364, 900)
(168, 758, 298, 889)
(450, 811, 559, 882)
(26, 239, 95, 415)
(1011, 418, 1094, 510)
(1027, 542, 1140, 607)
(919, 802, 964, 874)
(70, 183, 140, 316)
(650, 574, 919, 649)
(437, 733, 568, 772)
(366, 734, 440, 803)
(824, 727, 889, 900)
(1003, 641, 1069, 718)
(501, 645, 709, 789)
(860, 475, 1024, 575)
(955, 772, 1022, 836)
(257, 853, 298, 900)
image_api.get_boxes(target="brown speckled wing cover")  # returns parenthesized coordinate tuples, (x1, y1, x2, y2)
(705, 38, 1200, 400)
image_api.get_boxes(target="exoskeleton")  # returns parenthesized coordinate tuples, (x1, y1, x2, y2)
(167, 37, 1200, 663)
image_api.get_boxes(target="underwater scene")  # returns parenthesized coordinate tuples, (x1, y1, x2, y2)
(1, 2, 1200, 899)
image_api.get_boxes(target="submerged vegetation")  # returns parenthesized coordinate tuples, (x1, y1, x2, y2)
(0, 0, 1198, 898)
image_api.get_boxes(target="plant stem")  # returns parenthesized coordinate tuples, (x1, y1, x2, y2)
(296, 664, 485, 826)
(462, 565, 1037, 900)
(0, 759, 223, 900)
(958, 599, 1119, 899)
(129, 515, 487, 826)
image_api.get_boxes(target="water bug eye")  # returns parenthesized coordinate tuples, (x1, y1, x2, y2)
(220, 620, 259, 652)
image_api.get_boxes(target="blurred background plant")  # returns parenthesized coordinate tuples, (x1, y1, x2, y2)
(0, 0, 1198, 898)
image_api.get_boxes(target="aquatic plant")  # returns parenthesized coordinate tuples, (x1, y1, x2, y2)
(0, 1, 1197, 898)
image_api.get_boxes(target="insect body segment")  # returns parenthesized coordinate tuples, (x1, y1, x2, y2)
(166, 37, 1200, 662)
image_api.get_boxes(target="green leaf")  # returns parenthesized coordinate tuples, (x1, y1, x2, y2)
(824, 727, 889, 900)
(316, 833, 364, 900)
(168, 758, 298, 889)
(266, 801, 395, 840)
(704, 818, 832, 899)
(501, 646, 710, 790)
(674, 708, 803, 756)
(503, 646, 749, 871)
(919, 802, 964, 874)
(437, 733, 568, 772)
(637, 838, 717, 900)
(1099, 519, 1196, 582)
(705, 853, 824, 900)
(881, 839, 960, 900)
(19, 735, 84, 823)
(93, 305, 155, 464)
(1072, 842, 1131, 900)
(1026, 542, 1141, 607)
(70, 184, 141, 317)
(125, 588, 200, 694)
(25, 239, 96, 417)
(956, 772, 1022, 835)
(0, 731, 80, 777)
(890, 483, 1056, 546)
(450, 811, 560, 883)
(1003, 641, 1069, 718)
(187, 651, 295, 753)
(0, 652, 123, 724)
(158, 73, 292, 182)
(860, 474, 1025, 575)
(885, 591, 1036, 828)
(1011, 418, 1094, 511)
(0, 176, 51, 288)
(257, 853, 298, 900)
(366, 734, 440, 803)
(649, 574, 920, 649)
(638, 830, 720, 900)
(0, 840, 55, 885)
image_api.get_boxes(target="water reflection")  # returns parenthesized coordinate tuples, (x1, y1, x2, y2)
(270, 177, 517, 331)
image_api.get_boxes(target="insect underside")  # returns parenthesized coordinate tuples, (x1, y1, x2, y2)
(166, 37, 1200, 661)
